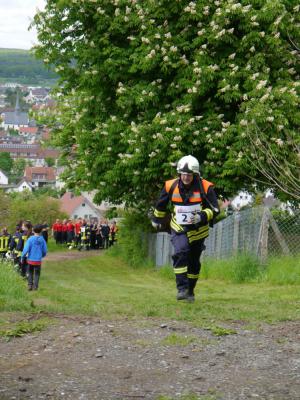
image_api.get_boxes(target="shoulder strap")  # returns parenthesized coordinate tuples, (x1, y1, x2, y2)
(198, 177, 219, 213)
(168, 178, 179, 201)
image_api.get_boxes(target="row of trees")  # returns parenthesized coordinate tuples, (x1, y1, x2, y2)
(0, 190, 67, 232)
(32, 0, 300, 207)
(0, 49, 57, 84)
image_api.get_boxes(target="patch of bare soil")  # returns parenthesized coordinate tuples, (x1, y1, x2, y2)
(0, 316, 299, 400)
(45, 250, 101, 263)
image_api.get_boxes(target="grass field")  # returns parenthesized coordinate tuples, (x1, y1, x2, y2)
(1, 250, 299, 327)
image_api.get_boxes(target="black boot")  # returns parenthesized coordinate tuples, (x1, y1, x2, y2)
(176, 289, 188, 300)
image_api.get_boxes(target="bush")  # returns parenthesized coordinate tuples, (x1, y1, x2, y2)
(112, 210, 152, 268)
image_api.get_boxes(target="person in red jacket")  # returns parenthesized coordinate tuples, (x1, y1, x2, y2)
(66, 219, 75, 248)
(74, 218, 82, 248)
(61, 219, 68, 245)
(52, 219, 60, 244)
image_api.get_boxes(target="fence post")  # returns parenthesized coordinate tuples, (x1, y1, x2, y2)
(232, 212, 240, 254)
(266, 209, 290, 255)
(216, 221, 223, 258)
(257, 208, 269, 262)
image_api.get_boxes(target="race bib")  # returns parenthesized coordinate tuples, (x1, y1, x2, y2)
(175, 204, 201, 225)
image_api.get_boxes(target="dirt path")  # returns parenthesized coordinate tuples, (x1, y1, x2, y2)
(0, 315, 299, 400)
(44, 249, 102, 262)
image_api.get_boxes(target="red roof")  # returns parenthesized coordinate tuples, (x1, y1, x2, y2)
(60, 192, 86, 215)
(19, 127, 38, 134)
(24, 166, 56, 181)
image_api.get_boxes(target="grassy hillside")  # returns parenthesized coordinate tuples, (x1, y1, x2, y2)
(0, 48, 57, 86)
(1, 250, 299, 324)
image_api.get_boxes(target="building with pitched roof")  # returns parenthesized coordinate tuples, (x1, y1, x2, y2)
(24, 166, 56, 188)
(60, 192, 102, 221)
(1, 91, 29, 131)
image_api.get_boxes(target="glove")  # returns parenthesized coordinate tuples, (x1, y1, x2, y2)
(151, 221, 162, 230)
(190, 211, 209, 226)
(190, 213, 202, 225)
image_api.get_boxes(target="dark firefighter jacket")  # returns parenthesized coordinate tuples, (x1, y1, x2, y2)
(0, 234, 11, 253)
(153, 176, 219, 242)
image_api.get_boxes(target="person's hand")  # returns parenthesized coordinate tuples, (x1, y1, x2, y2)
(190, 213, 201, 225)
(151, 221, 162, 230)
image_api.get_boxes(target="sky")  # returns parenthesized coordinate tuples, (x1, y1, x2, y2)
(0, 0, 46, 50)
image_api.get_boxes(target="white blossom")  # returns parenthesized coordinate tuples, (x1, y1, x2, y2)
(256, 80, 267, 90)
(275, 138, 284, 146)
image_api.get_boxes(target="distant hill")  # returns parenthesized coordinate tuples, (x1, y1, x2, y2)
(0, 48, 57, 86)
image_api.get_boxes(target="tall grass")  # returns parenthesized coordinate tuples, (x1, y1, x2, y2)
(0, 261, 33, 312)
(201, 253, 300, 285)
(262, 255, 300, 285)
(201, 254, 261, 283)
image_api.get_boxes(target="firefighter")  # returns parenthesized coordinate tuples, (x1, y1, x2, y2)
(151, 155, 219, 302)
(78, 219, 90, 251)
(9, 225, 23, 270)
(0, 227, 11, 260)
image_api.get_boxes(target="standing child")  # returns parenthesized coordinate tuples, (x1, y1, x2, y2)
(21, 224, 47, 291)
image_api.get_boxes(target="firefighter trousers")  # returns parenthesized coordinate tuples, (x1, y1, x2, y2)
(171, 230, 205, 294)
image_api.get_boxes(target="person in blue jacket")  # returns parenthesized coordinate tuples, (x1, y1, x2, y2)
(21, 224, 47, 291)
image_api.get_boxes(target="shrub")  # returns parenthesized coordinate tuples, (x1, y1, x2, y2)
(112, 210, 152, 268)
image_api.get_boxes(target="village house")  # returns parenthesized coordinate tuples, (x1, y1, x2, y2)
(24, 166, 56, 188)
(60, 192, 102, 221)
(0, 92, 30, 131)
(0, 177, 33, 193)
(25, 87, 50, 104)
(0, 143, 59, 166)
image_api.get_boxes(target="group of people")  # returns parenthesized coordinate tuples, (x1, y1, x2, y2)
(52, 218, 118, 251)
(1, 153, 218, 303)
(0, 221, 47, 291)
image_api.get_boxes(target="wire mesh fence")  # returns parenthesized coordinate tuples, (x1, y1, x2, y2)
(148, 207, 300, 266)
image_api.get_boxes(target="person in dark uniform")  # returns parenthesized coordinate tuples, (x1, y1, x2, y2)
(152, 155, 219, 302)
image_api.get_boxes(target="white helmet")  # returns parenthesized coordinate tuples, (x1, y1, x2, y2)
(177, 155, 200, 175)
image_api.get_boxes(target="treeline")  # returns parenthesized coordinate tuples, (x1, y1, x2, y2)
(0, 49, 57, 84)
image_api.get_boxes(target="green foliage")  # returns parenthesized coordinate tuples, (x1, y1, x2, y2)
(45, 157, 55, 167)
(10, 158, 27, 184)
(0, 319, 49, 341)
(160, 333, 197, 346)
(114, 210, 152, 267)
(0, 261, 33, 312)
(32, 1, 300, 206)
(0, 152, 13, 175)
(206, 325, 237, 337)
(202, 254, 261, 283)
(0, 48, 57, 85)
(0, 191, 67, 232)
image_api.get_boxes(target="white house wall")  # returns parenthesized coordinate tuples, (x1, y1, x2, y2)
(0, 171, 8, 185)
(71, 203, 100, 220)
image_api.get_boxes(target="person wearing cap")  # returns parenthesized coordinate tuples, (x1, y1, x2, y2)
(151, 155, 219, 302)
(21, 224, 47, 291)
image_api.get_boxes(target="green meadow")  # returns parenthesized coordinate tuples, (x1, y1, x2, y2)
(0, 250, 299, 328)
